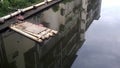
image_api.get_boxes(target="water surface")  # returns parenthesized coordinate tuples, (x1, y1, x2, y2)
(72, 0, 120, 68)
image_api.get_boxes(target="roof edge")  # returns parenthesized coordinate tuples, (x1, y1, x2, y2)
(0, 0, 54, 23)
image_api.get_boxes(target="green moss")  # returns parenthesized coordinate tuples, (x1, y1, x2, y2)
(52, 4, 60, 12)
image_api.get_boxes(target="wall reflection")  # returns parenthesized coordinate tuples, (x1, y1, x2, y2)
(0, 0, 101, 68)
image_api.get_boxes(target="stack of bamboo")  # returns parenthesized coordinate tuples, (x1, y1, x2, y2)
(9, 21, 58, 42)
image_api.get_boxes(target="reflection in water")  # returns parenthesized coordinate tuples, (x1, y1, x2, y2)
(72, 0, 120, 68)
(0, 0, 102, 68)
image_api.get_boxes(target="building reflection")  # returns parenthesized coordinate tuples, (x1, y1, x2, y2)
(0, 0, 101, 68)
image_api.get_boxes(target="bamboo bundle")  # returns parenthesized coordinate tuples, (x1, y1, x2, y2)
(10, 26, 43, 42)
(9, 21, 58, 43)
(41, 29, 51, 39)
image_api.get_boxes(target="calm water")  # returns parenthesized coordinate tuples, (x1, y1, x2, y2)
(72, 0, 120, 68)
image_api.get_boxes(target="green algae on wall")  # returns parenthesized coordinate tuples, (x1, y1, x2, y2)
(52, 4, 60, 12)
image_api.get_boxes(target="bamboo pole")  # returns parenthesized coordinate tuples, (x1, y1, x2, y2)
(51, 30, 58, 34)
(41, 29, 51, 39)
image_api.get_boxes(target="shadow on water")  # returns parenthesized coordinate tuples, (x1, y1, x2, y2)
(71, 0, 120, 68)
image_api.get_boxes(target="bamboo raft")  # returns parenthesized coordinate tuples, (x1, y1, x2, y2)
(9, 21, 58, 43)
